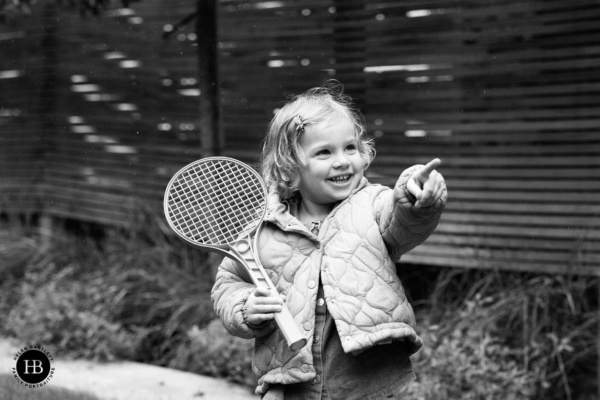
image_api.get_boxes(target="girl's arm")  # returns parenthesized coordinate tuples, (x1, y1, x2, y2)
(375, 159, 447, 261)
(211, 257, 278, 339)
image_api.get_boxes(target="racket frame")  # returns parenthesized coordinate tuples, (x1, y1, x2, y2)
(164, 157, 307, 351)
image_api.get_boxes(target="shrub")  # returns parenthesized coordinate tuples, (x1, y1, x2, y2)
(408, 298, 536, 400)
(404, 268, 599, 400)
(1, 214, 597, 399)
(168, 319, 255, 387)
(6, 268, 137, 360)
(1, 213, 217, 363)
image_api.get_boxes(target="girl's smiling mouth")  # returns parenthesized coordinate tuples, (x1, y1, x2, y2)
(328, 174, 352, 184)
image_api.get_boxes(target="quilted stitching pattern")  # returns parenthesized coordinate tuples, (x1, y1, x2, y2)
(211, 167, 446, 394)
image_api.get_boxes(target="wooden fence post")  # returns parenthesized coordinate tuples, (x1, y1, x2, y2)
(197, 0, 220, 158)
(40, 0, 58, 221)
(333, 0, 366, 108)
(196, 0, 223, 280)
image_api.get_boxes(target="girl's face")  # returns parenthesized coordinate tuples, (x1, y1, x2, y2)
(297, 116, 364, 211)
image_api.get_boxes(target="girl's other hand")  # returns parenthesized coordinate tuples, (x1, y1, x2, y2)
(245, 287, 286, 325)
(404, 158, 446, 208)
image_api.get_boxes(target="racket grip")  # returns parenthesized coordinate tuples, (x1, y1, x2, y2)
(234, 240, 307, 351)
(274, 304, 308, 351)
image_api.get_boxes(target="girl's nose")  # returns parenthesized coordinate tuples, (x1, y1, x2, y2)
(332, 153, 350, 168)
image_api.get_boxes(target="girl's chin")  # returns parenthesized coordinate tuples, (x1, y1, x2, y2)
(326, 185, 356, 201)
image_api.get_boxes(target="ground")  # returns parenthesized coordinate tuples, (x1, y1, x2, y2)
(0, 337, 258, 400)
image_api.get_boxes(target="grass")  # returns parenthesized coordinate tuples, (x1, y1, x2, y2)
(0, 212, 217, 363)
(400, 266, 599, 400)
(0, 211, 598, 399)
(0, 374, 103, 400)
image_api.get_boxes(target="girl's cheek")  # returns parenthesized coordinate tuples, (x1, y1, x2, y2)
(296, 145, 307, 165)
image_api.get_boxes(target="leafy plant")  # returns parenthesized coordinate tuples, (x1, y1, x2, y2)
(168, 320, 255, 387)
(1, 212, 217, 363)
(6, 267, 138, 360)
(404, 268, 599, 400)
(408, 299, 536, 400)
(1, 214, 597, 399)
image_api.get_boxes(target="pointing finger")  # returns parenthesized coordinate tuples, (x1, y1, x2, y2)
(414, 158, 441, 182)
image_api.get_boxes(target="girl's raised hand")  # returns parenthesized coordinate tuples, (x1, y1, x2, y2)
(244, 287, 286, 326)
(403, 158, 446, 208)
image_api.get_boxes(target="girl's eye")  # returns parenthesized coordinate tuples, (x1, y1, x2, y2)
(346, 144, 357, 151)
(316, 149, 330, 156)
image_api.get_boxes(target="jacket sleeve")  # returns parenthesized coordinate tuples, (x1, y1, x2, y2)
(211, 257, 277, 339)
(374, 165, 447, 262)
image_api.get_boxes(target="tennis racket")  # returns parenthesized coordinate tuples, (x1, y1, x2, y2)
(164, 157, 307, 351)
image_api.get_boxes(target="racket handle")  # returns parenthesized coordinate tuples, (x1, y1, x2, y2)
(234, 241, 307, 351)
(274, 305, 308, 351)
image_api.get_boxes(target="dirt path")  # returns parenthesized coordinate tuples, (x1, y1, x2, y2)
(1, 337, 258, 400)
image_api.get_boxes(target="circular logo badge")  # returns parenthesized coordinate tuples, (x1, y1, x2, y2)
(12, 346, 55, 388)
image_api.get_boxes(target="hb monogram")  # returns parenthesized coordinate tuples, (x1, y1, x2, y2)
(22, 359, 44, 374)
(14, 348, 53, 385)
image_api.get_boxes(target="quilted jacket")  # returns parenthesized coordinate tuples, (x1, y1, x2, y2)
(211, 165, 446, 394)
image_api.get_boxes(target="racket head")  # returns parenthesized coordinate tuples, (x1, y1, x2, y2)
(164, 157, 267, 249)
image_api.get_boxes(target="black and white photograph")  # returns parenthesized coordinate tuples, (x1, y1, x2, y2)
(1, 1, 598, 399)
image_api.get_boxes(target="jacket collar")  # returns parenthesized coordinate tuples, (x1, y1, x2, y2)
(263, 177, 369, 230)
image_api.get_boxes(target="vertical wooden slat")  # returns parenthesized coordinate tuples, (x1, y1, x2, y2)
(333, 0, 366, 107)
(197, 0, 221, 157)
(40, 1, 59, 201)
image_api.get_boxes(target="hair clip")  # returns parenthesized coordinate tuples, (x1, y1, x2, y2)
(293, 115, 305, 133)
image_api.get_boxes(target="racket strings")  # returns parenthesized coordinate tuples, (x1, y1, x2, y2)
(168, 160, 265, 245)
(171, 166, 255, 243)
(171, 164, 238, 242)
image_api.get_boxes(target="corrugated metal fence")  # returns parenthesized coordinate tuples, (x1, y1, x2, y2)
(1, 0, 599, 274)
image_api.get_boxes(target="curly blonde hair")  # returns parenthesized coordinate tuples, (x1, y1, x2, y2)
(260, 80, 375, 199)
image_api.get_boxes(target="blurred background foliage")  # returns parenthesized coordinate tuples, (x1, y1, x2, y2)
(0, 211, 597, 399)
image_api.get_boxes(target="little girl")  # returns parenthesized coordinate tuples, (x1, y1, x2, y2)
(211, 81, 447, 399)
